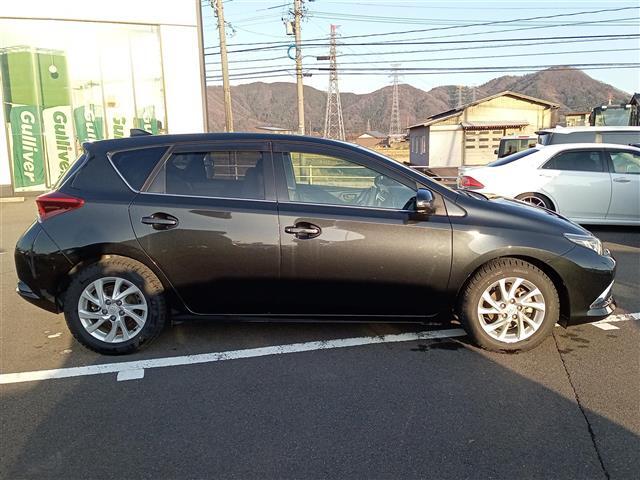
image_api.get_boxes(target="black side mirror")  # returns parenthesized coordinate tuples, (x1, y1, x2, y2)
(415, 188, 435, 215)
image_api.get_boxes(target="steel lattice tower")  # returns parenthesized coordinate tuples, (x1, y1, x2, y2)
(389, 67, 402, 137)
(323, 25, 345, 141)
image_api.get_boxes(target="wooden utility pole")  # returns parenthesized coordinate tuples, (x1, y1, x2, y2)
(294, 0, 305, 135)
(214, 0, 234, 132)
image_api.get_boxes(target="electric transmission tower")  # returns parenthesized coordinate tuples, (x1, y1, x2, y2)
(323, 24, 345, 141)
(388, 66, 402, 138)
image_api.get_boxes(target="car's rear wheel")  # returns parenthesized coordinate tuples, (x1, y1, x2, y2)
(516, 192, 554, 210)
(64, 256, 167, 355)
(459, 258, 559, 352)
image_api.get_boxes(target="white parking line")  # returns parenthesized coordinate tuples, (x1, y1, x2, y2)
(0, 328, 466, 385)
(593, 312, 640, 324)
(117, 369, 145, 381)
(593, 323, 619, 331)
(1, 312, 637, 386)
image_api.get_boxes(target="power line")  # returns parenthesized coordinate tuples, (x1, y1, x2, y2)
(210, 62, 640, 79)
(204, 33, 640, 57)
(206, 64, 640, 82)
(220, 33, 640, 54)
(204, 47, 640, 72)
(204, 5, 639, 49)
(204, 35, 640, 64)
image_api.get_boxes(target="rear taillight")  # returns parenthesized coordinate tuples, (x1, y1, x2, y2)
(36, 191, 85, 221)
(458, 175, 485, 189)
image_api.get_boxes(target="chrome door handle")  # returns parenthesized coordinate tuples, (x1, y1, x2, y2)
(285, 226, 319, 235)
(284, 223, 321, 239)
(141, 213, 179, 230)
(613, 177, 631, 183)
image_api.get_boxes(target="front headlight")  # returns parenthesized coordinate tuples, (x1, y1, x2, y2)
(564, 233, 603, 255)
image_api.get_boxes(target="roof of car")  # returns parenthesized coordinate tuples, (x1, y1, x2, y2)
(83, 132, 359, 152)
(537, 126, 640, 134)
(539, 143, 640, 152)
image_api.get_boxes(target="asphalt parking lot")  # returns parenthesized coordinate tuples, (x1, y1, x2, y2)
(1, 199, 638, 479)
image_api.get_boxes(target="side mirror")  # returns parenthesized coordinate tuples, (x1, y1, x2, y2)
(415, 188, 435, 215)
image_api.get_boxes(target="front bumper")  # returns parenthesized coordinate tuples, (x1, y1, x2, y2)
(550, 246, 617, 326)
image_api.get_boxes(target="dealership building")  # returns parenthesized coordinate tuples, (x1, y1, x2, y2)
(0, 0, 207, 196)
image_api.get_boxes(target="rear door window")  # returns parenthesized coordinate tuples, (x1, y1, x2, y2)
(150, 150, 266, 200)
(110, 146, 168, 190)
(542, 150, 604, 172)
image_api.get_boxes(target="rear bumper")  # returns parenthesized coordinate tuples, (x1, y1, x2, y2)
(16, 280, 60, 313)
(14, 222, 71, 314)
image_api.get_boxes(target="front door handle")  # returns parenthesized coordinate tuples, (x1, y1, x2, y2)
(613, 177, 631, 183)
(284, 223, 321, 239)
(141, 213, 179, 230)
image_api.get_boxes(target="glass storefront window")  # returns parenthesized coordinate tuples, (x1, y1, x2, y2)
(0, 19, 167, 191)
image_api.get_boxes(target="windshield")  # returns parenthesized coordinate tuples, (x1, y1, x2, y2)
(487, 148, 539, 167)
(594, 108, 631, 126)
(537, 132, 552, 145)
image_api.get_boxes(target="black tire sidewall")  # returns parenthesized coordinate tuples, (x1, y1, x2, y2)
(461, 259, 559, 352)
(64, 258, 166, 355)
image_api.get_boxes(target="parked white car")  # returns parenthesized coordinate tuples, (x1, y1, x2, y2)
(458, 143, 640, 225)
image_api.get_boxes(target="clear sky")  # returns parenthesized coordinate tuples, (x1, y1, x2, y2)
(201, 0, 640, 96)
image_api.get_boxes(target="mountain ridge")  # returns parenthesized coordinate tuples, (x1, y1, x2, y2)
(206, 67, 631, 134)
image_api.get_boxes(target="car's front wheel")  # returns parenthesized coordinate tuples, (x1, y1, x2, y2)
(63, 256, 167, 355)
(459, 258, 559, 352)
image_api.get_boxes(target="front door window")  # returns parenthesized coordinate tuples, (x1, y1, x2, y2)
(283, 152, 415, 209)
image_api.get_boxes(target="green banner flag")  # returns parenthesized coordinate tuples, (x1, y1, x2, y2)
(43, 105, 76, 184)
(73, 105, 105, 143)
(135, 105, 159, 134)
(9, 105, 46, 191)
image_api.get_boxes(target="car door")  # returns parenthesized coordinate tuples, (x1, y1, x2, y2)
(538, 149, 611, 221)
(605, 149, 640, 222)
(129, 142, 280, 315)
(272, 143, 452, 317)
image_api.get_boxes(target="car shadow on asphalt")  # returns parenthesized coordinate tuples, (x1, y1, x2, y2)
(1, 327, 638, 479)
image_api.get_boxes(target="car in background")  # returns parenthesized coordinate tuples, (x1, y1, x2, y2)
(15, 133, 616, 355)
(495, 135, 537, 158)
(536, 126, 640, 146)
(458, 143, 640, 225)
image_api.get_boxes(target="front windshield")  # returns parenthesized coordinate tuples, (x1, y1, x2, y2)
(487, 148, 539, 167)
(537, 132, 552, 145)
(596, 108, 631, 126)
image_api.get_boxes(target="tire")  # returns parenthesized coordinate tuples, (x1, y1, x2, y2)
(515, 192, 554, 211)
(459, 258, 559, 353)
(63, 256, 167, 355)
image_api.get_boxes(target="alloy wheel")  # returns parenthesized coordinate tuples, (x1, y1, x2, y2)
(476, 277, 546, 343)
(519, 196, 547, 208)
(77, 277, 148, 343)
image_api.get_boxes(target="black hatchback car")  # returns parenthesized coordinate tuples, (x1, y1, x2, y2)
(15, 133, 616, 354)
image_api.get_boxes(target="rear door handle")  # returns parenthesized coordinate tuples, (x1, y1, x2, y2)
(613, 177, 631, 183)
(141, 213, 179, 230)
(284, 223, 321, 239)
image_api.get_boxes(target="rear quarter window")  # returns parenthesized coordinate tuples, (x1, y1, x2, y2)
(488, 148, 539, 167)
(110, 146, 168, 190)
